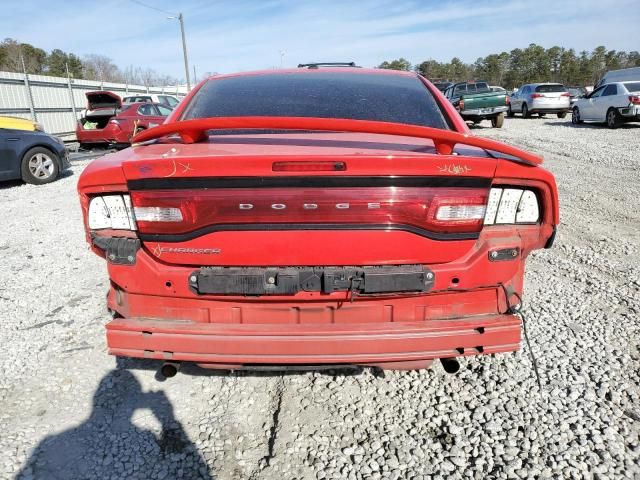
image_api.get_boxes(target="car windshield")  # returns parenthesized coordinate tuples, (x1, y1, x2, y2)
(623, 82, 640, 93)
(568, 88, 583, 96)
(182, 72, 449, 129)
(535, 84, 566, 93)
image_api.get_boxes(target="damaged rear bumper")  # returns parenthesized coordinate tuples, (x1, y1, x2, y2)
(106, 313, 521, 368)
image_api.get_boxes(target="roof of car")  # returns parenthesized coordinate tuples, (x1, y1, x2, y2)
(123, 101, 164, 108)
(205, 67, 418, 82)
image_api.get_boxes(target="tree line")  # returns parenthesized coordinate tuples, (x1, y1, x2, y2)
(379, 44, 640, 88)
(0, 38, 182, 87)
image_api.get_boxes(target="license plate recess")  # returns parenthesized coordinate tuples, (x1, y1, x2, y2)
(190, 265, 434, 296)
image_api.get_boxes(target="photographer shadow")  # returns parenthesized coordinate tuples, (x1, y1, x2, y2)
(16, 369, 213, 480)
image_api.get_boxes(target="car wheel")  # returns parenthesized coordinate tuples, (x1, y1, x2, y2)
(491, 113, 504, 128)
(21, 147, 60, 185)
(522, 103, 529, 118)
(506, 105, 514, 118)
(606, 108, 621, 129)
(557, 112, 567, 119)
(572, 107, 583, 125)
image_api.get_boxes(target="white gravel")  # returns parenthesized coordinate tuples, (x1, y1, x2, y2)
(1, 117, 639, 480)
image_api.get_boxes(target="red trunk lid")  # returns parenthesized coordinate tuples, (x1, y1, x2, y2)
(120, 133, 497, 266)
(85, 91, 122, 110)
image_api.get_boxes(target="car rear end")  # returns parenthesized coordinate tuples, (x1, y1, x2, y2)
(458, 90, 509, 120)
(76, 91, 123, 148)
(619, 82, 640, 121)
(529, 84, 570, 114)
(78, 69, 559, 371)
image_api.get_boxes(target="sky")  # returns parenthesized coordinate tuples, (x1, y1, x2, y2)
(2, 0, 638, 81)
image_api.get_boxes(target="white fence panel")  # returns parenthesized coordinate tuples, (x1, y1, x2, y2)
(0, 70, 189, 138)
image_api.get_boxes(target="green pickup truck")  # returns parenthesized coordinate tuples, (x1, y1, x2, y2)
(442, 81, 509, 128)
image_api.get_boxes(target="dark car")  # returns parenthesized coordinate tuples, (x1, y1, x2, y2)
(432, 80, 452, 92)
(0, 126, 70, 184)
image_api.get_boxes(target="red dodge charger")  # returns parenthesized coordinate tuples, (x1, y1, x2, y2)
(78, 65, 559, 373)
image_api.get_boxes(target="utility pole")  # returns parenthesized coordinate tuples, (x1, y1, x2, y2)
(167, 12, 191, 90)
(131, 1, 191, 90)
(65, 62, 78, 126)
(21, 54, 37, 122)
(178, 13, 191, 90)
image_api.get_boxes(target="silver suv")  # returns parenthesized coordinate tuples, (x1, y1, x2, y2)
(508, 83, 571, 118)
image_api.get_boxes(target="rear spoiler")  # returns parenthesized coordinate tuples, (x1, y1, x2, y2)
(132, 116, 543, 166)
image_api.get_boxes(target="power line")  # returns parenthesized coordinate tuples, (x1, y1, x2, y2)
(128, 0, 176, 16)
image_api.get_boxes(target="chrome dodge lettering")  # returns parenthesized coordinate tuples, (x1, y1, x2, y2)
(237, 202, 386, 210)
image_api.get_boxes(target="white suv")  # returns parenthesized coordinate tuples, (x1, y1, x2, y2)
(508, 83, 571, 119)
(122, 94, 180, 109)
(572, 81, 640, 128)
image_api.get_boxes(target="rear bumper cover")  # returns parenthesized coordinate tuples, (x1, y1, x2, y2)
(76, 124, 130, 145)
(106, 313, 521, 366)
(529, 107, 570, 114)
(461, 106, 508, 117)
(619, 106, 640, 118)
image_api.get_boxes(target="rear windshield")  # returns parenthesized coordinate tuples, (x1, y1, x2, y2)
(454, 82, 489, 94)
(535, 84, 566, 93)
(182, 72, 449, 129)
(623, 82, 640, 93)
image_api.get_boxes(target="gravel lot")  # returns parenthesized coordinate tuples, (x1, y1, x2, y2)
(1, 117, 639, 480)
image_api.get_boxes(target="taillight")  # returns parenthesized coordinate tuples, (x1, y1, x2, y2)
(87, 194, 136, 230)
(88, 188, 542, 234)
(530, 93, 543, 99)
(483, 188, 540, 225)
(560, 92, 570, 97)
(130, 187, 489, 235)
(133, 206, 183, 222)
(459, 99, 465, 110)
(505, 96, 510, 105)
(629, 95, 640, 105)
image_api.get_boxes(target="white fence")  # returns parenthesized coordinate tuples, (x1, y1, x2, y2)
(0, 70, 189, 139)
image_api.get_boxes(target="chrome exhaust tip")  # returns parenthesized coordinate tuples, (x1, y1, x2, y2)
(160, 362, 180, 378)
(440, 357, 460, 374)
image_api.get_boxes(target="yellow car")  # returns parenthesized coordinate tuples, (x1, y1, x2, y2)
(0, 116, 44, 132)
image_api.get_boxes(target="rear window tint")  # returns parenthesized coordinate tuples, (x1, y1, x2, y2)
(182, 72, 449, 129)
(623, 82, 640, 92)
(535, 84, 566, 93)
